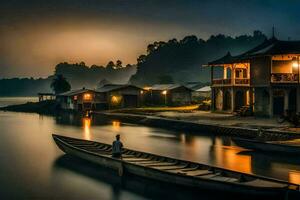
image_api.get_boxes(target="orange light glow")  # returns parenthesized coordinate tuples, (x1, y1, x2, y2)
(84, 93, 92, 101)
(83, 117, 91, 140)
(292, 62, 299, 69)
(143, 87, 152, 91)
(162, 90, 167, 95)
(289, 171, 300, 184)
(111, 95, 121, 104)
(112, 120, 120, 131)
(214, 138, 252, 174)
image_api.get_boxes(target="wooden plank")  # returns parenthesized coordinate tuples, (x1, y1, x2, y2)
(143, 162, 177, 167)
(123, 158, 150, 162)
(131, 160, 162, 165)
(152, 165, 187, 170)
(242, 179, 288, 188)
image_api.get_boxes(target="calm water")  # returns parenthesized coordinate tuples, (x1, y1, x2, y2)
(0, 98, 300, 199)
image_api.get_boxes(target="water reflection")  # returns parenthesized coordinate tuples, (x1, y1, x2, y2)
(83, 117, 91, 140)
(112, 120, 121, 132)
(53, 155, 254, 200)
(289, 171, 300, 184)
(2, 111, 300, 199)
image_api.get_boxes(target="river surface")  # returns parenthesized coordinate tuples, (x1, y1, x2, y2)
(0, 98, 300, 199)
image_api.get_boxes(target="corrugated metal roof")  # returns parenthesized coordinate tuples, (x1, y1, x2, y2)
(184, 82, 205, 91)
(57, 88, 93, 96)
(96, 84, 142, 92)
(195, 86, 211, 92)
(151, 84, 190, 91)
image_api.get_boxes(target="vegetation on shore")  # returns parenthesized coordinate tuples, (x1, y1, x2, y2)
(0, 100, 59, 115)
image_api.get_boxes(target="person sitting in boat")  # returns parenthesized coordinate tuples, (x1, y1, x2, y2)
(112, 134, 123, 158)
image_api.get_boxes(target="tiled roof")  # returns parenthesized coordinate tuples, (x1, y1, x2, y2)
(208, 38, 300, 65)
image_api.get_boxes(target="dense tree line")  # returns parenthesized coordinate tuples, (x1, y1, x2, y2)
(130, 30, 267, 85)
(0, 31, 267, 96)
(0, 77, 52, 96)
(54, 61, 136, 89)
(0, 61, 136, 96)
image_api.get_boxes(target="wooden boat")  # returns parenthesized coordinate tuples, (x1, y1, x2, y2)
(233, 138, 300, 154)
(52, 134, 300, 198)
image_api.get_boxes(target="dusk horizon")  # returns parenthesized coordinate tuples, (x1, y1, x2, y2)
(1, 1, 300, 200)
(1, 0, 300, 78)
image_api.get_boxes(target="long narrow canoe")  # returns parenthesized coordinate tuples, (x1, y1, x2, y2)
(233, 138, 300, 154)
(52, 134, 300, 198)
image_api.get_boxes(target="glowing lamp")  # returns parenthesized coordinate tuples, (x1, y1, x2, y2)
(111, 96, 119, 104)
(292, 62, 299, 69)
(140, 90, 144, 94)
(292, 57, 299, 69)
(83, 93, 92, 100)
(162, 90, 167, 95)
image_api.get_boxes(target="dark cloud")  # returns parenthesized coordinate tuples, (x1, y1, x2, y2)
(1, 0, 300, 78)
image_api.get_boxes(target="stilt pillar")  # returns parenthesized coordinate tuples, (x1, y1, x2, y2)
(269, 88, 273, 118)
(284, 89, 290, 112)
(297, 87, 300, 113)
(231, 88, 235, 113)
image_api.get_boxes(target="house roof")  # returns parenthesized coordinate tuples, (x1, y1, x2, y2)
(207, 38, 300, 65)
(151, 84, 191, 91)
(57, 88, 94, 96)
(195, 86, 211, 92)
(184, 82, 204, 91)
(241, 37, 300, 57)
(208, 52, 241, 65)
(96, 84, 142, 93)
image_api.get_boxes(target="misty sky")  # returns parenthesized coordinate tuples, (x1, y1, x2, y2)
(1, 0, 300, 78)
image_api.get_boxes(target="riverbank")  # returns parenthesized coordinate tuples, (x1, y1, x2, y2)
(1, 100, 300, 140)
(0, 100, 59, 115)
(95, 111, 300, 141)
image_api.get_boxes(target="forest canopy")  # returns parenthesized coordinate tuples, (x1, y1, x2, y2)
(0, 31, 267, 96)
(130, 30, 267, 85)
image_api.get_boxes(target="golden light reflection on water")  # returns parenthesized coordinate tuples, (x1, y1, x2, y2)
(83, 117, 91, 140)
(112, 120, 120, 132)
(214, 138, 252, 174)
(180, 133, 186, 144)
(289, 171, 300, 184)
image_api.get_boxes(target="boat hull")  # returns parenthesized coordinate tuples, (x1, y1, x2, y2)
(53, 135, 298, 198)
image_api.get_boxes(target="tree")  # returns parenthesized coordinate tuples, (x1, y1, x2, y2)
(115, 60, 123, 69)
(106, 61, 115, 70)
(158, 75, 174, 84)
(51, 74, 71, 94)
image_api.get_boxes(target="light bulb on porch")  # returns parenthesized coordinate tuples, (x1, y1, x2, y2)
(292, 62, 299, 69)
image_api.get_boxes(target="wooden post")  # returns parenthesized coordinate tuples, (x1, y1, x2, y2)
(297, 87, 300, 113)
(269, 88, 273, 118)
(231, 87, 235, 113)
(284, 89, 290, 112)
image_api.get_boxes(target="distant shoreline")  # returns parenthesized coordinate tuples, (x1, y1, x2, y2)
(0, 100, 58, 115)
